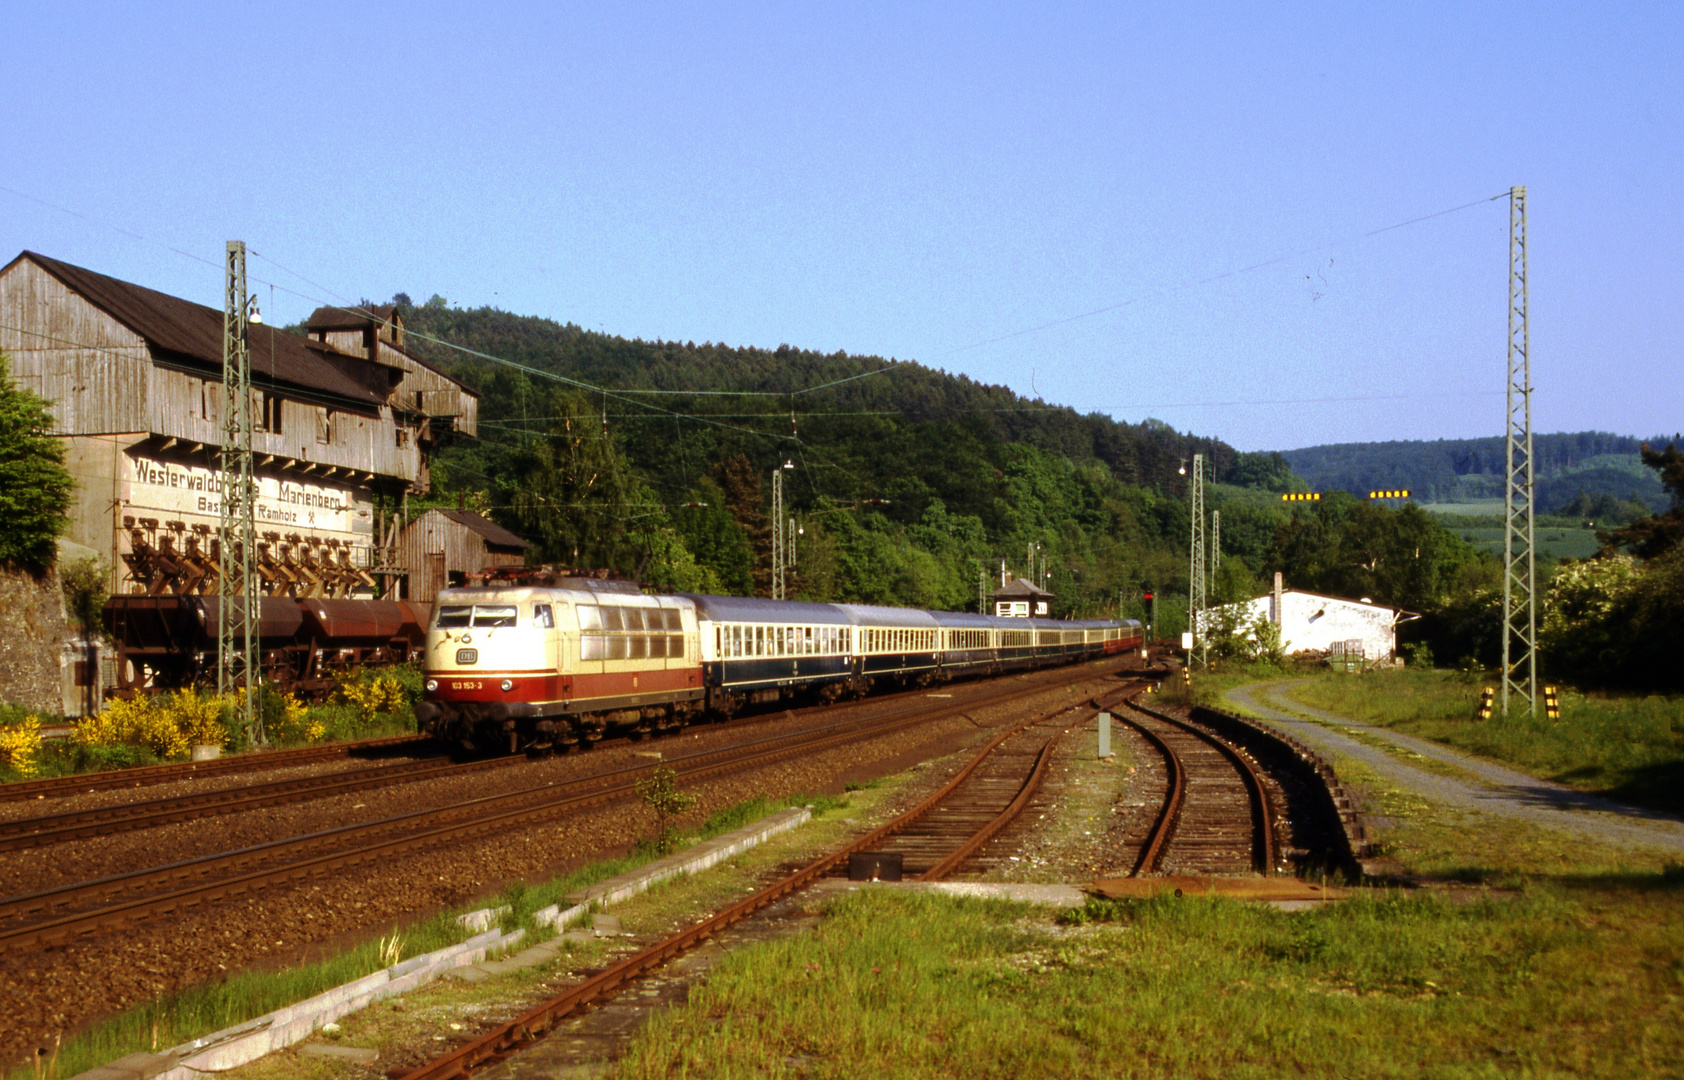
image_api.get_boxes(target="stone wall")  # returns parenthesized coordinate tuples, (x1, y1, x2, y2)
(0, 564, 70, 714)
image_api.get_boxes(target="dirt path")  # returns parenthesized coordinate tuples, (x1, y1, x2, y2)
(1225, 680, 1684, 857)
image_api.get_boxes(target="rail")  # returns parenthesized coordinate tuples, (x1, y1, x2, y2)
(0, 662, 1132, 954)
(395, 682, 1145, 1080)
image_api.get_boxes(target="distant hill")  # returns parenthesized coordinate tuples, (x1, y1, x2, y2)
(1280, 432, 1679, 516)
(395, 298, 1298, 517)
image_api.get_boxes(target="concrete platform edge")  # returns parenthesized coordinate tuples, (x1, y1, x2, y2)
(67, 807, 813, 1080)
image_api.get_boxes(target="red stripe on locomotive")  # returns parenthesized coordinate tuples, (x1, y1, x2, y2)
(432, 666, 703, 704)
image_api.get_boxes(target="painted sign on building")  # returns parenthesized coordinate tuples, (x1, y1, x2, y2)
(124, 454, 369, 543)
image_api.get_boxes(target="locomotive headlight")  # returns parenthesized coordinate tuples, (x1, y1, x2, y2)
(500, 679, 514, 692)
(425, 679, 438, 693)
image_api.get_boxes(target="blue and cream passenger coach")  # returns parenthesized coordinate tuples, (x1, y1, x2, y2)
(686, 595, 858, 710)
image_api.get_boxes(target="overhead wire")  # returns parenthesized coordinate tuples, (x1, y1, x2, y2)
(4, 180, 1514, 509)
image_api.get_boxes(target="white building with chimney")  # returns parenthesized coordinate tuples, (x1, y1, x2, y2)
(1213, 575, 1414, 662)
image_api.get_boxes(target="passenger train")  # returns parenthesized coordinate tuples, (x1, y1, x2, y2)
(414, 569, 1144, 754)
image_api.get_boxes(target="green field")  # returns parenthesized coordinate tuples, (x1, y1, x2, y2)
(1421, 502, 1603, 560)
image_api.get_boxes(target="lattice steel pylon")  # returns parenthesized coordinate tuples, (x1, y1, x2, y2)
(1188, 452, 1207, 668)
(1501, 186, 1537, 719)
(218, 241, 261, 743)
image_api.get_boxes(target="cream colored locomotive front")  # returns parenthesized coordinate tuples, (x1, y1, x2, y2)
(420, 587, 704, 750)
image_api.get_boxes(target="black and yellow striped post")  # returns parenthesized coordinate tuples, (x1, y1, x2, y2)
(1544, 686, 1561, 720)
(1368, 489, 1412, 500)
(1182, 667, 1191, 687)
(1281, 492, 1322, 502)
(1477, 687, 1495, 720)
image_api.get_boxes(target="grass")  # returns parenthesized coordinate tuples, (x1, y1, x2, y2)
(1279, 669, 1684, 817)
(7, 790, 842, 1080)
(614, 880, 1684, 1079)
(13, 912, 469, 1080)
(604, 667, 1684, 1080)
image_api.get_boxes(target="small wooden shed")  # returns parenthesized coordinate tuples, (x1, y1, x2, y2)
(398, 509, 531, 602)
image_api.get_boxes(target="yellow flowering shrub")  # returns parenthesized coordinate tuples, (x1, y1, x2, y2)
(77, 690, 233, 758)
(339, 675, 407, 721)
(265, 690, 326, 744)
(0, 714, 42, 778)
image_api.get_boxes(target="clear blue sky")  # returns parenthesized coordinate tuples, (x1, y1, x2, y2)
(2, 2, 1679, 451)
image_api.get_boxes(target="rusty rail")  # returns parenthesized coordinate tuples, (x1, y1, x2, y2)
(1114, 710, 1186, 876)
(0, 734, 429, 804)
(1126, 693, 1278, 875)
(396, 682, 1145, 1080)
(0, 664, 1132, 953)
(919, 730, 1064, 882)
(0, 756, 522, 852)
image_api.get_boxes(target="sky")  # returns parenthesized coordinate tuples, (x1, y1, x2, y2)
(1, 2, 1679, 452)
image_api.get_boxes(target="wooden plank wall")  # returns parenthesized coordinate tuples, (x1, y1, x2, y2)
(397, 509, 524, 602)
(0, 261, 152, 433)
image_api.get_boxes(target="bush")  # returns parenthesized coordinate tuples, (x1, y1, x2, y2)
(258, 685, 325, 746)
(338, 674, 408, 722)
(0, 709, 43, 778)
(76, 690, 233, 759)
(59, 556, 110, 638)
(0, 352, 75, 571)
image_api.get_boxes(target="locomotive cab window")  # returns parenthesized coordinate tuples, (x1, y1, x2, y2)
(532, 604, 554, 628)
(436, 606, 472, 628)
(474, 605, 518, 628)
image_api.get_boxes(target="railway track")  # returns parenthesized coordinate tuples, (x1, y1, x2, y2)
(0, 734, 429, 804)
(393, 681, 1147, 1080)
(0, 755, 523, 852)
(0, 662, 1132, 955)
(1115, 692, 1279, 876)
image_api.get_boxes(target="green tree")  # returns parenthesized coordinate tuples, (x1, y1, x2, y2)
(0, 353, 74, 570)
(502, 387, 645, 570)
(1599, 442, 1684, 559)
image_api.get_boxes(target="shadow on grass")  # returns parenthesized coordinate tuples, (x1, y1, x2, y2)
(1596, 760, 1684, 819)
(1407, 863, 1684, 891)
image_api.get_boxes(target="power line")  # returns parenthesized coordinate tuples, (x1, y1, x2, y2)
(938, 191, 1510, 358)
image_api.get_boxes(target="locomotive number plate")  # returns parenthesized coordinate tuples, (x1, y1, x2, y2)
(456, 648, 478, 664)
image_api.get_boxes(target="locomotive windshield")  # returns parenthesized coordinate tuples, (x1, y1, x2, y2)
(435, 604, 520, 628)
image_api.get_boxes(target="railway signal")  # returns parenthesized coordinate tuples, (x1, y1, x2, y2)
(1281, 492, 1321, 502)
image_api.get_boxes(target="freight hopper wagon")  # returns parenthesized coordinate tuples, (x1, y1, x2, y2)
(103, 595, 431, 700)
(416, 571, 1142, 755)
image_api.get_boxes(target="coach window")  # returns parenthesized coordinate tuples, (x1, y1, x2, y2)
(754, 626, 765, 656)
(669, 631, 684, 658)
(629, 634, 648, 659)
(533, 604, 554, 628)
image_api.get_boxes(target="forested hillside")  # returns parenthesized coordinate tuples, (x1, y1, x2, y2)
(379, 296, 1487, 634)
(1281, 432, 1679, 515)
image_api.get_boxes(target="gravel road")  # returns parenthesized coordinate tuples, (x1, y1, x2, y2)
(1225, 680, 1684, 857)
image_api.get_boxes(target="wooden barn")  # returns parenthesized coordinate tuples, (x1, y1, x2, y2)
(398, 509, 532, 602)
(0, 251, 479, 600)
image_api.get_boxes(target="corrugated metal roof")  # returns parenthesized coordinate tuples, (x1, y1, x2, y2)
(17, 252, 388, 406)
(435, 509, 532, 549)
